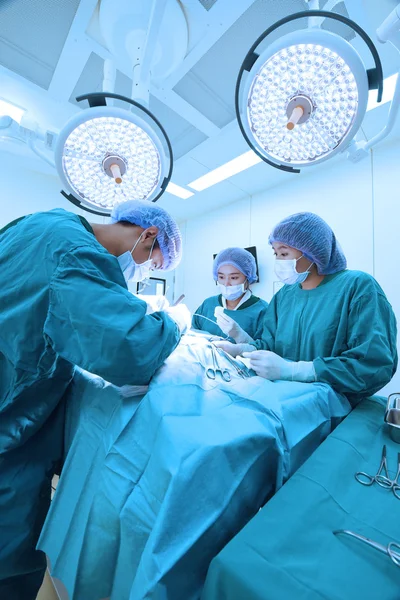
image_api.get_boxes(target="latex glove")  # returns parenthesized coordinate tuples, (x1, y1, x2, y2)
(165, 304, 192, 334)
(242, 350, 316, 382)
(214, 310, 255, 344)
(137, 294, 170, 315)
(213, 340, 255, 358)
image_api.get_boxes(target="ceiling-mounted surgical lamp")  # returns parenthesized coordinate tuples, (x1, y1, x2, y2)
(235, 10, 384, 173)
(55, 92, 173, 216)
(54, 0, 187, 215)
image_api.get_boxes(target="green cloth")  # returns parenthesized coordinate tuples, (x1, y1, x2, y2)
(0, 208, 180, 595)
(255, 270, 397, 405)
(192, 294, 268, 339)
(0, 213, 93, 236)
(77, 215, 94, 234)
(203, 397, 400, 600)
(0, 215, 26, 235)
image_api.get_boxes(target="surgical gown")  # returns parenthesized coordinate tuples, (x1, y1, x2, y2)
(192, 294, 268, 339)
(0, 209, 180, 599)
(254, 270, 397, 405)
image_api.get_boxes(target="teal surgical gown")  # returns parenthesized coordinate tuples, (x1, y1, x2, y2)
(0, 209, 180, 599)
(192, 294, 268, 339)
(254, 270, 397, 406)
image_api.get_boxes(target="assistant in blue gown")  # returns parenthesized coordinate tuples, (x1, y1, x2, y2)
(218, 213, 397, 407)
(192, 247, 268, 341)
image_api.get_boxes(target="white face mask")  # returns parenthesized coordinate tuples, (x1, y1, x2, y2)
(117, 234, 155, 284)
(274, 256, 313, 285)
(217, 282, 246, 300)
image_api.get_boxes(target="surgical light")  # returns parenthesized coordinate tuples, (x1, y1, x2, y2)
(55, 93, 173, 216)
(236, 10, 384, 173)
(367, 73, 398, 112)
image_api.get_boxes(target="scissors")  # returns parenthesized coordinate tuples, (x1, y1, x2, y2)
(334, 530, 400, 567)
(355, 445, 393, 489)
(206, 344, 231, 382)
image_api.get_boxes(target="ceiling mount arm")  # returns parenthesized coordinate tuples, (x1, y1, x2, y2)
(129, 0, 168, 106)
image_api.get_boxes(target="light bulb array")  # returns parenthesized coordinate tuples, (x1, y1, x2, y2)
(62, 116, 161, 209)
(247, 43, 359, 164)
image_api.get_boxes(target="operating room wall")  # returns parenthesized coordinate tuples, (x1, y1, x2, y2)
(0, 151, 106, 226)
(373, 139, 400, 395)
(174, 137, 400, 395)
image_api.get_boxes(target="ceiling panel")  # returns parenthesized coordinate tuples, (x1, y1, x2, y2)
(69, 51, 104, 102)
(0, 0, 80, 89)
(160, 175, 249, 222)
(320, 1, 355, 39)
(197, 0, 219, 10)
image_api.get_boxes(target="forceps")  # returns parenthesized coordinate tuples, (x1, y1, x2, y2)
(378, 453, 400, 500)
(206, 344, 231, 382)
(355, 445, 393, 489)
(215, 347, 251, 379)
(334, 530, 400, 567)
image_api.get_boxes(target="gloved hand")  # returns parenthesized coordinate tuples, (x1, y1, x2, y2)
(214, 309, 255, 344)
(137, 294, 170, 315)
(165, 304, 192, 334)
(213, 340, 255, 358)
(242, 350, 316, 382)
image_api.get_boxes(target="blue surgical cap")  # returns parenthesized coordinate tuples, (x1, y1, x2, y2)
(213, 247, 257, 283)
(111, 200, 182, 271)
(269, 212, 347, 275)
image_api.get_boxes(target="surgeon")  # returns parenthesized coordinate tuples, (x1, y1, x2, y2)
(216, 212, 397, 406)
(0, 199, 190, 599)
(192, 247, 268, 342)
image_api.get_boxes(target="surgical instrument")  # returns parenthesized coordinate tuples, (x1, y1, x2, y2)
(376, 453, 400, 500)
(215, 347, 251, 379)
(334, 530, 400, 567)
(354, 445, 392, 489)
(192, 314, 229, 339)
(206, 344, 231, 382)
(172, 294, 185, 307)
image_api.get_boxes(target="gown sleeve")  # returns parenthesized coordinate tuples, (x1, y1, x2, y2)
(44, 246, 180, 387)
(313, 290, 398, 398)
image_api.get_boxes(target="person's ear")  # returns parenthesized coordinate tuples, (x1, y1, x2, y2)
(142, 226, 159, 242)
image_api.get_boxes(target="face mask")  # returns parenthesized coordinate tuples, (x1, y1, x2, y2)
(274, 255, 313, 285)
(217, 282, 246, 301)
(117, 234, 155, 284)
(130, 259, 153, 284)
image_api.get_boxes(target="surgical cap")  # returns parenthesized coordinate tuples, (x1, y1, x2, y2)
(269, 212, 347, 275)
(111, 200, 182, 271)
(213, 247, 258, 283)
